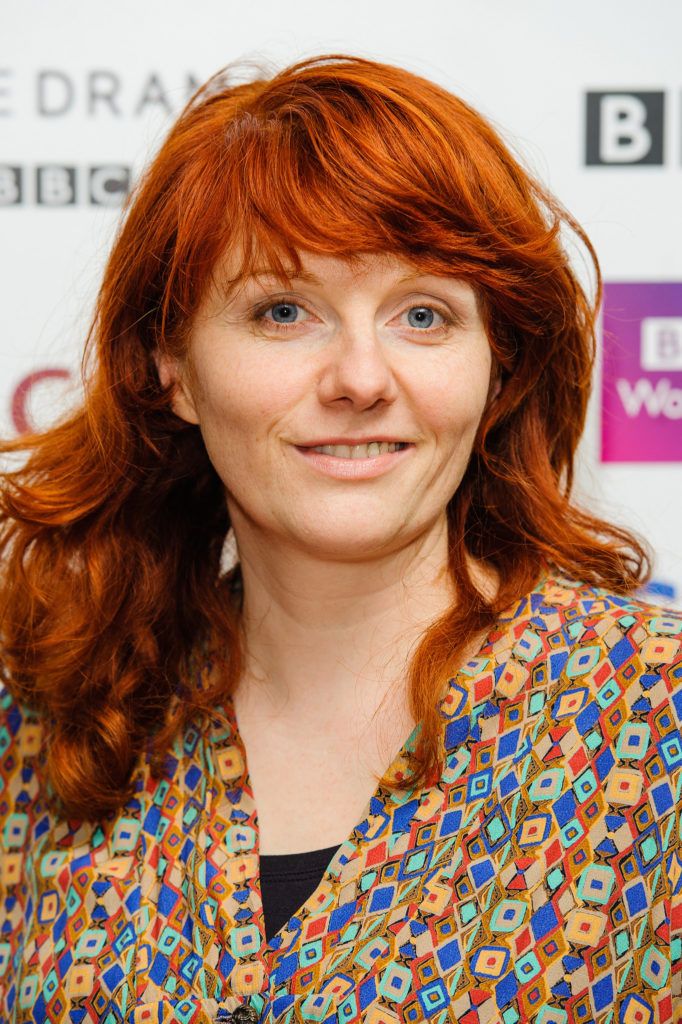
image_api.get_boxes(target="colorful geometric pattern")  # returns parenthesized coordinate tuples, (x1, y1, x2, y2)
(1, 575, 681, 1022)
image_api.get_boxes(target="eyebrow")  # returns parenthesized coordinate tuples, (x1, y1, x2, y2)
(241, 267, 442, 286)
(242, 268, 321, 284)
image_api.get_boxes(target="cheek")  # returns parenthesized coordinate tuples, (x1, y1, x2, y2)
(421, 351, 492, 442)
(190, 353, 299, 458)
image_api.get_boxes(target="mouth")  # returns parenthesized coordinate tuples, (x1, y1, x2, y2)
(292, 441, 415, 479)
(295, 441, 412, 459)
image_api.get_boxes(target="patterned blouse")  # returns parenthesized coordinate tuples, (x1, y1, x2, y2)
(1, 575, 681, 1024)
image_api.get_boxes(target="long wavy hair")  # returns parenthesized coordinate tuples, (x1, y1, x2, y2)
(0, 53, 649, 821)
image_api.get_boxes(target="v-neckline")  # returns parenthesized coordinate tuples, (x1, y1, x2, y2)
(222, 696, 427, 955)
(215, 573, 548, 957)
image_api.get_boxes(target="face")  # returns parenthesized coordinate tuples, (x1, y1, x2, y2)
(156, 247, 494, 562)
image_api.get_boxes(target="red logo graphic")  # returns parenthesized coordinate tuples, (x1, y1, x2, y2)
(11, 368, 72, 435)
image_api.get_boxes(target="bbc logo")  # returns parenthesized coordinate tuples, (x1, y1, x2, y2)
(640, 318, 682, 371)
(0, 164, 130, 206)
(585, 91, 664, 166)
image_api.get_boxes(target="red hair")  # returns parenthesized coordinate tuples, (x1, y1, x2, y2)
(0, 53, 649, 820)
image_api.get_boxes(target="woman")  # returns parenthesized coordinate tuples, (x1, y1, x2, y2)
(0, 52, 679, 1024)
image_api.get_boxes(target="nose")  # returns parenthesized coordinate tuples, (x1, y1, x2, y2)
(317, 317, 398, 409)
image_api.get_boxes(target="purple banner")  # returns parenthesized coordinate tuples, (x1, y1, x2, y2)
(601, 282, 682, 463)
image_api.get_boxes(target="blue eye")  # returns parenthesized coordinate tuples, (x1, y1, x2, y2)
(269, 302, 300, 324)
(252, 300, 306, 331)
(407, 306, 437, 329)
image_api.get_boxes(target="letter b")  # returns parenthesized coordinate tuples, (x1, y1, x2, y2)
(585, 91, 664, 166)
(36, 165, 76, 205)
(0, 165, 21, 204)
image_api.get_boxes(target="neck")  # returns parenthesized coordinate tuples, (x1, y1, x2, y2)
(227, 513, 494, 725)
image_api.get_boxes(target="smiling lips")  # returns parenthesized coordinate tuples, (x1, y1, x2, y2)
(304, 441, 409, 458)
(293, 441, 414, 479)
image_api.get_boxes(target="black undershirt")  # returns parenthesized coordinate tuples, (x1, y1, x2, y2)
(259, 843, 341, 943)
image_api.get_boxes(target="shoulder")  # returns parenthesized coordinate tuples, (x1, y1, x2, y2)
(479, 574, 682, 799)
(503, 573, 681, 680)
(492, 574, 682, 824)
(507, 572, 679, 626)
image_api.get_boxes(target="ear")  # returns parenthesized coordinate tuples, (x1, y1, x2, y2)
(153, 350, 201, 426)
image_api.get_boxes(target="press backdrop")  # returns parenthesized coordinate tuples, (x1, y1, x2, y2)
(2, 0, 681, 604)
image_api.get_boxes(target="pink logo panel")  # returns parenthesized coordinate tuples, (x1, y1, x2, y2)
(601, 282, 682, 463)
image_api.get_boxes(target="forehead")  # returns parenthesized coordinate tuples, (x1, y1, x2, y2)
(212, 242, 474, 300)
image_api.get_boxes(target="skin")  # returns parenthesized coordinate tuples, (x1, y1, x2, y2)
(156, 245, 497, 853)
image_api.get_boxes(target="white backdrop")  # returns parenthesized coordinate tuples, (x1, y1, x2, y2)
(2, 0, 681, 605)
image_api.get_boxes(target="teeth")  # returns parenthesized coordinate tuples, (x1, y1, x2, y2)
(310, 442, 405, 458)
